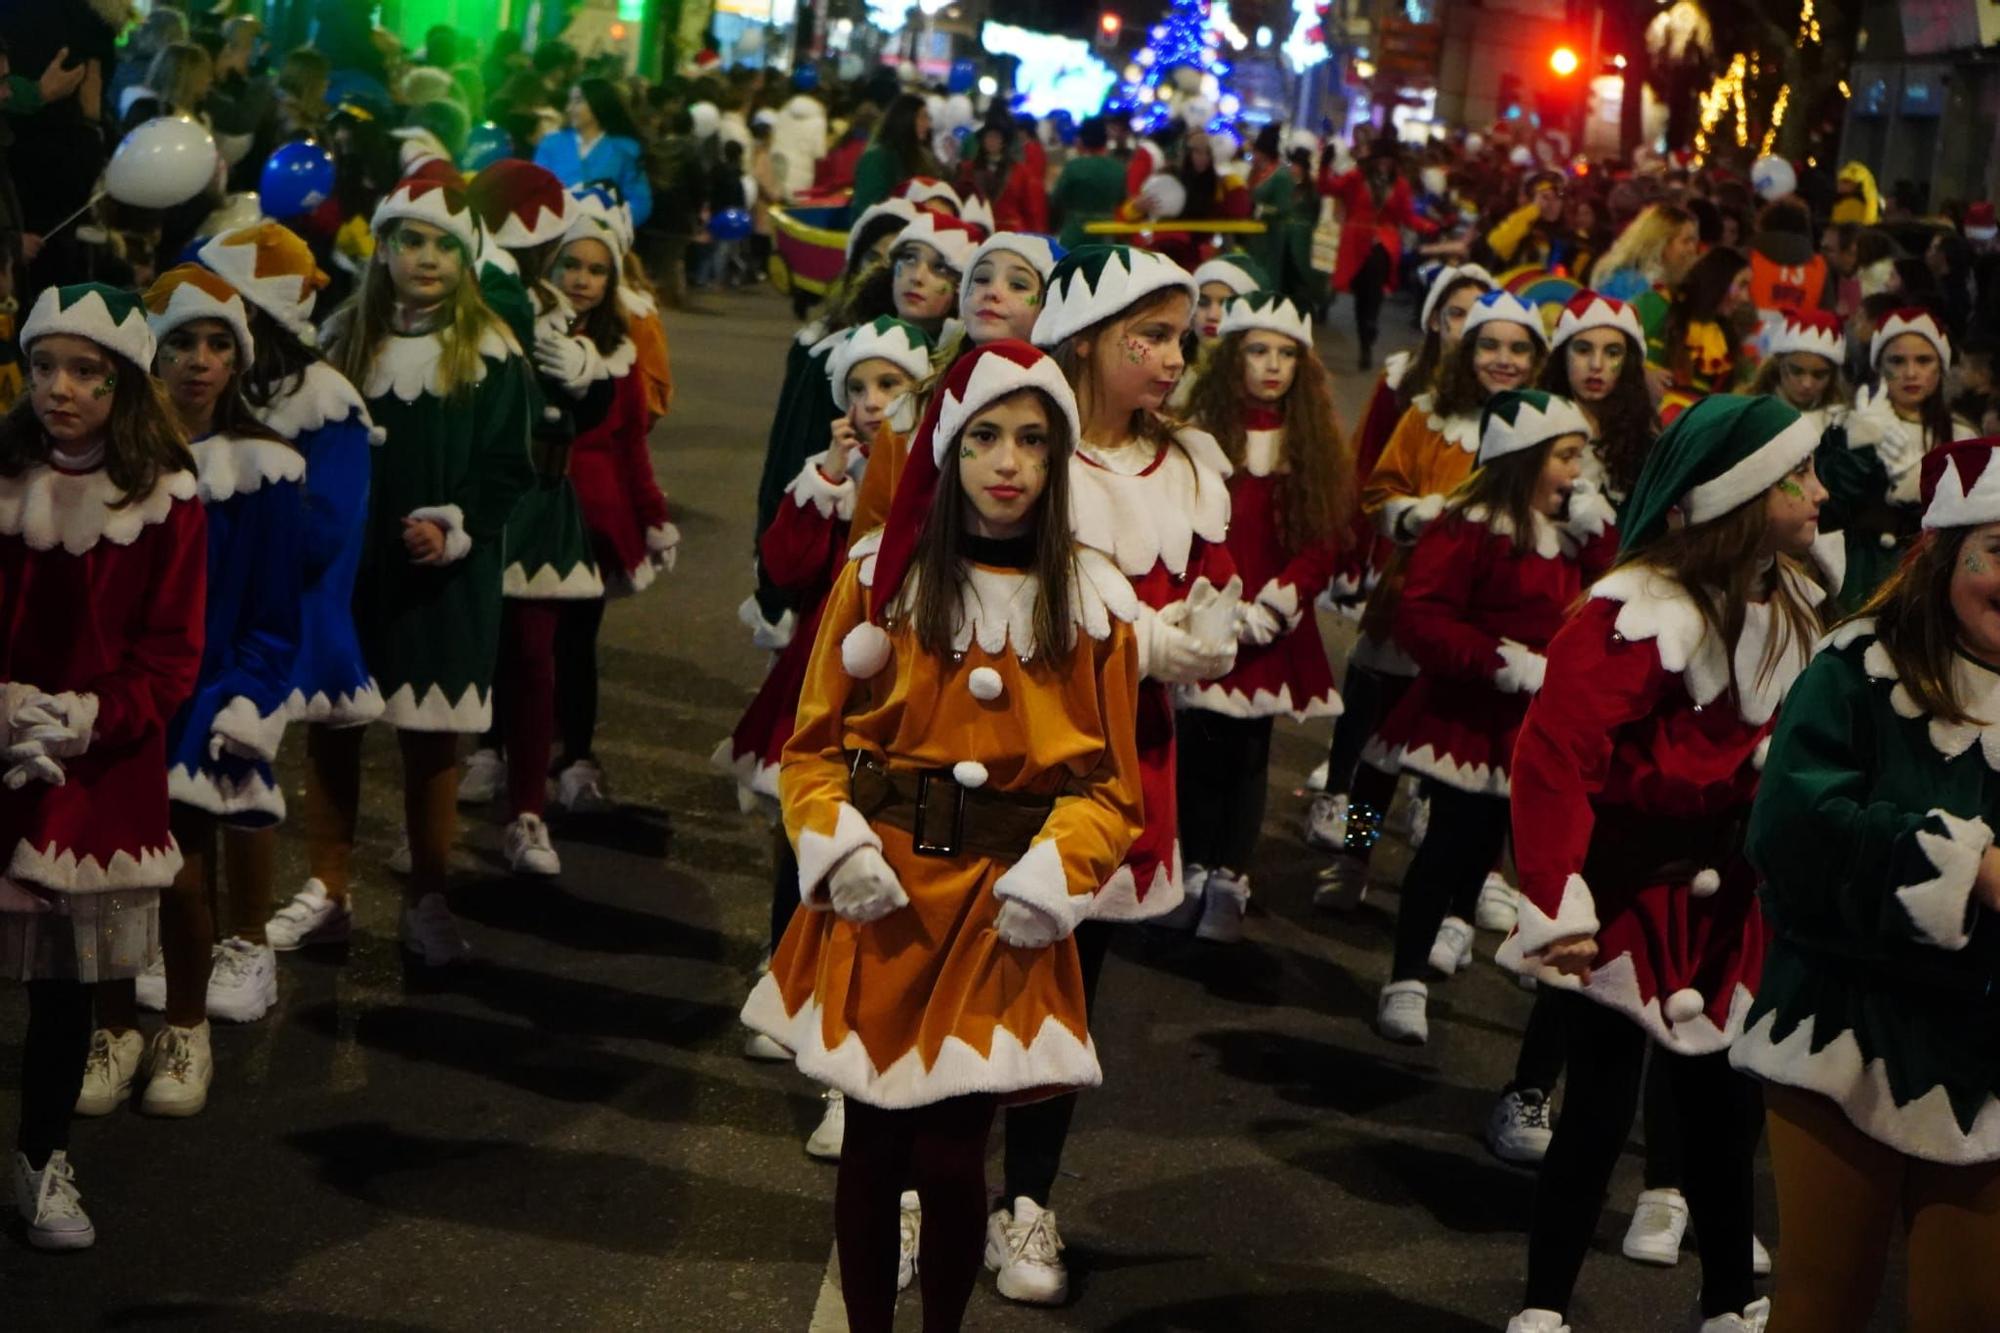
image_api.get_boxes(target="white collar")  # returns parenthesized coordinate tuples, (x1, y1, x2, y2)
(363, 323, 519, 403)
(1837, 618, 2000, 770)
(1069, 426, 1233, 578)
(1414, 394, 1480, 453)
(254, 361, 381, 444)
(190, 433, 306, 502)
(848, 530, 1138, 652)
(0, 464, 197, 555)
(1460, 504, 1571, 559)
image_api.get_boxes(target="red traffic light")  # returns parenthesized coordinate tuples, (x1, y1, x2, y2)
(1549, 46, 1579, 77)
(1100, 12, 1121, 38)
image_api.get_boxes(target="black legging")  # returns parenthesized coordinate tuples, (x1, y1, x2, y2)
(1175, 711, 1274, 874)
(767, 827, 800, 956)
(1390, 781, 1507, 981)
(1507, 990, 1686, 1190)
(1001, 921, 1114, 1207)
(838, 1094, 999, 1333)
(1525, 991, 1759, 1320)
(19, 979, 92, 1168)
(554, 596, 609, 766)
(1323, 662, 1401, 799)
(1349, 243, 1393, 355)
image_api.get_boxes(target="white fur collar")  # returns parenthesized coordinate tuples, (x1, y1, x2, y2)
(363, 324, 520, 403)
(1412, 393, 1480, 453)
(1589, 561, 1823, 724)
(604, 337, 639, 378)
(619, 285, 658, 320)
(849, 530, 1139, 653)
(191, 433, 307, 502)
(254, 362, 381, 444)
(1460, 503, 1571, 559)
(1838, 618, 2000, 770)
(0, 465, 198, 555)
(1070, 427, 1233, 578)
(1382, 350, 1414, 394)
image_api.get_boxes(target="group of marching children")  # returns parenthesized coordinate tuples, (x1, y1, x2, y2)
(0, 157, 675, 1251)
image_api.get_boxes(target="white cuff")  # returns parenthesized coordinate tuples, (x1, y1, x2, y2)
(1507, 873, 1601, 958)
(787, 453, 858, 521)
(407, 505, 472, 563)
(1561, 482, 1617, 541)
(794, 801, 883, 909)
(1381, 492, 1444, 543)
(1494, 639, 1548, 695)
(1253, 577, 1304, 633)
(991, 838, 1091, 939)
(209, 695, 287, 763)
(1897, 810, 1991, 950)
(738, 595, 796, 651)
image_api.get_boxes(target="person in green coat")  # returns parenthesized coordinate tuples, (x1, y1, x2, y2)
(1049, 116, 1127, 251)
(1739, 435, 2000, 1330)
(320, 175, 535, 965)
(848, 92, 940, 215)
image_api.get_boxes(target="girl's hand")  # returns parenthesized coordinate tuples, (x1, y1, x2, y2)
(1532, 934, 1598, 983)
(1974, 846, 2000, 913)
(402, 518, 448, 565)
(826, 417, 858, 483)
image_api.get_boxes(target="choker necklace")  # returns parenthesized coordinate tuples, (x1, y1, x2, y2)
(960, 531, 1036, 569)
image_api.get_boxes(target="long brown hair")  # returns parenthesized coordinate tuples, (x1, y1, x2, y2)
(1538, 330, 1656, 497)
(0, 350, 196, 505)
(1853, 528, 1983, 724)
(1445, 442, 1549, 555)
(324, 225, 502, 400)
(1182, 328, 1355, 552)
(901, 388, 1077, 661)
(1400, 275, 1490, 411)
(156, 323, 296, 451)
(1433, 322, 1544, 420)
(1749, 351, 1852, 412)
(1051, 286, 1187, 456)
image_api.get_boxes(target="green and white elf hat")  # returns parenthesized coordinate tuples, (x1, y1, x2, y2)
(826, 316, 934, 411)
(1476, 389, 1592, 465)
(1192, 251, 1271, 297)
(957, 232, 1064, 307)
(1218, 292, 1312, 346)
(1419, 262, 1495, 330)
(1460, 288, 1548, 346)
(1031, 244, 1196, 350)
(21, 282, 156, 369)
(1616, 393, 1819, 554)
(370, 175, 481, 257)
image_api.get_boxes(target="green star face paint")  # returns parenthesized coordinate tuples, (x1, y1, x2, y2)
(1775, 478, 1804, 500)
(92, 375, 116, 399)
(1965, 550, 1990, 576)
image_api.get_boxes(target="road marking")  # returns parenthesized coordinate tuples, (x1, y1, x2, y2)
(807, 1241, 845, 1332)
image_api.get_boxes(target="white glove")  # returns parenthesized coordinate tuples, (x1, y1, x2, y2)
(1237, 601, 1284, 647)
(826, 846, 909, 923)
(1137, 607, 1236, 684)
(1494, 639, 1548, 695)
(1561, 477, 1617, 541)
(2, 738, 63, 789)
(646, 522, 681, 575)
(532, 327, 607, 395)
(1393, 493, 1447, 543)
(13, 692, 95, 759)
(994, 898, 1065, 949)
(208, 731, 264, 762)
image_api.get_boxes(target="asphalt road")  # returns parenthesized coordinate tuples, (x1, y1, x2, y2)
(0, 284, 1894, 1332)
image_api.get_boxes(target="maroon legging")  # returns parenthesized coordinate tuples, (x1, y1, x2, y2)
(837, 1094, 998, 1333)
(496, 600, 562, 817)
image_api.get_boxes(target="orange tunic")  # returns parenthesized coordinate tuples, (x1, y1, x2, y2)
(1352, 398, 1480, 675)
(741, 536, 1146, 1108)
(625, 306, 673, 421)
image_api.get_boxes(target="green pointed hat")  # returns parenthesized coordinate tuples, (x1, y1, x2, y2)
(1617, 393, 1818, 555)
(1477, 389, 1593, 465)
(20, 283, 156, 369)
(1031, 244, 1195, 349)
(827, 316, 933, 411)
(1193, 251, 1271, 297)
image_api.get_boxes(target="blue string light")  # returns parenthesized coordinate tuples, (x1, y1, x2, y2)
(1104, 0, 1235, 121)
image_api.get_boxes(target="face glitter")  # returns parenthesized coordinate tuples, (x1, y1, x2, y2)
(1774, 478, 1804, 500)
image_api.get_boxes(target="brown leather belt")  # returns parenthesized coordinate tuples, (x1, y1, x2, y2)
(848, 753, 1058, 861)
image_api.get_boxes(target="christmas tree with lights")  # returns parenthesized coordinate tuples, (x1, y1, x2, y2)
(1107, 0, 1237, 131)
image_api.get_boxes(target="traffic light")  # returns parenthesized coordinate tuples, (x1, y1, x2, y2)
(1497, 71, 1523, 120)
(1549, 46, 1579, 77)
(1097, 11, 1121, 49)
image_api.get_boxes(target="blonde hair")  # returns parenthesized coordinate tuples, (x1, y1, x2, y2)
(147, 42, 213, 114)
(1590, 203, 1694, 291)
(325, 234, 502, 399)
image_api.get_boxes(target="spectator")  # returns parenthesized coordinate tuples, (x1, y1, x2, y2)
(640, 105, 701, 309)
(1926, 229, 1975, 338)
(210, 17, 279, 191)
(955, 110, 1045, 234)
(481, 31, 527, 98)
(1820, 219, 1863, 318)
(1590, 202, 1699, 302)
(813, 101, 874, 195)
(699, 138, 748, 288)
(767, 81, 827, 202)
(533, 39, 578, 106)
(534, 75, 652, 227)
(849, 92, 939, 213)
(108, 4, 184, 116)
(120, 42, 213, 136)
(749, 111, 780, 275)
(1048, 115, 1124, 251)
(421, 25, 456, 70)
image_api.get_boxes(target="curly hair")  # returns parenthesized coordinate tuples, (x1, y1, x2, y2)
(1537, 329, 1656, 497)
(1433, 320, 1544, 420)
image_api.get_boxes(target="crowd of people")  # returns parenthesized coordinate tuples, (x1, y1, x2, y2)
(2, 6, 2000, 1333)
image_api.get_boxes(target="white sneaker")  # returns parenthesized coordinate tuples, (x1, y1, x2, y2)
(139, 1022, 212, 1117)
(1304, 792, 1348, 849)
(1311, 855, 1370, 911)
(554, 758, 610, 812)
(1486, 1088, 1555, 1164)
(504, 812, 561, 877)
(1621, 1187, 1689, 1265)
(1195, 869, 1249, 943)
(133, 951, 166, 1012)
(13, 1150, 94, 1250)
(1305, 759, 1329, 792)
(1154, 865, 1206, 931)
(805, 1089, 844, 1160)
(985, 1196, 1067, 1305)
(1428, 915, 1476, 976)
(74, 1028, 145, 1116)
(458, 747, 503, 805)
(1376, 979, 1428, 1044)
(1753, 1232, 1772, 1276)
(206, 937, 277, 1023)
(400, 892, 472, 965)
(386, 838, 412, 876)
(741, 1030, 791, 1061)
(897, 1190, 921, 1293)
(266, 879, 351, 951)
(1475, 872, 1522, 931)
(1505, 1311, 1569, 1333)
(1699, 1297, 1771, 1333)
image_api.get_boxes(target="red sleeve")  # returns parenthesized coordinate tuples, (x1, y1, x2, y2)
(613, 373, 669, 533)
(1124, 152, 1152, 197)
(759, 474, 849, 594)
(1353, 378, 1402, 481)
(1579, 527, 1621, 583)
(1392, 518, 1506, 680)
(90, 497, 207, 749)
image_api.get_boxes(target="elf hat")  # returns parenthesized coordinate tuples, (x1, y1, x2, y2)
(568, 183, 635, 253)
(1871, 307, 1952, 372)
(1767, 308, 1846, 363)
(21, 283, 156, 371)
(1218, 292, 1312, 346)
(1032, 244, 1196, 349)
(197, 222, 330, 346)
(957, 232, 1064, 306)
(1617, 394, 1818, 553)
(894, 176, 962, 214)
(1477, 389, 1592, 465)
(846, 198, 919, 263)
(958, 192, 996, 234)
(1922, 437, 2000, 529)
(1192, 250, 1271, 297)
(826, 316, 933, 411)
(892, 210, 985, 273)
(1419, 262, 1496, 330)
(1461, 288, 1548, 346)
(1551, 291, 1643, 350)
(466, 159, 573, 250)
(371, 175, 480, 257)
(142, 264, 256, 361)
(557, 211, 625, 281)
(861, 339, 1081, 633)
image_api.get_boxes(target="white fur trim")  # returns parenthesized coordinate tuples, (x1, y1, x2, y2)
(1502, 873, 1601, 958)
(8, 836, 182, 895)
(967, 667, 1004, 701)
(738, 595, 796, 651)
(406, 505, 472, 563)
(254, 362, 378, 442)
(190, 434, 305, 502)
(709, 737, 781, 810)
(881, 547, 1138, 656)
(794, 802, 882, 907)
(197, 232, 321, 346)
(1871, 310, 1952, 372)
(1896, 811, 1991, 950)
(1551, 295, 1644, 350)
(284, 680, 385, 728)
(1243, 428, 1283, 478)
(1381, 349, 1414, 394)
(1461, 290, 1546, 346)
(992, 838, 1090, 935)
(1683, 414, 1821, 523)
(1217, 294, 1311, 345)
(1032, 246, 1195, 350)
(1381, 491, 1448, 544)
(828, 321, 932, 412)
(1377, 739, 1508, 796)
(844, 200, 918, 263)
(930, 350, 1081, 465)
(168, 761, 286, 822)
(361, 324, 518, 403)
(1252, 577, 1304, 633)
(146, 277, 255, 361)
(1192, 254, 1264, 297)
(1502, 946, 1757, 1055)
(502, 559, 604, 599)
(209, 695, 287, 763)
(1690, 867, 1722, 897)
(841, 622, 892, 678)
(0, 466, 197, 555)
(785, 453, 857, 522)
(379, 681, 490, 732)
(1478, 395, 1593, 464)
(1180, 678, 1343, 722)
(1090, 844, 1182, 922)
(1070, 428, 1232, 578)
(1858, 632, 2000, 770)
(1424, 402, 1482, 455)
(21, 287, 154, 370)
(1419, 263, 1495, 330)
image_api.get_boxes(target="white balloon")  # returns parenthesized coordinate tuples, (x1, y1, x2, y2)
(106, 116, 219, 210)
(197, 191, 264, 238)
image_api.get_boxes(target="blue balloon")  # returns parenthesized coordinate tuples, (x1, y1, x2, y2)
(952, 125, 971, 144)
(463, 121, 513, 172)
(793, 64, 820, 92)
(259, 140, 336, 219)
(710, 207, 753, 241)
(949, 58, 977, 94)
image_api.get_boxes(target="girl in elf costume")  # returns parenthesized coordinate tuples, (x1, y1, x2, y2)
(571, 185, 673, 421)
(320, 175, 536, 965)
(1498, 394, 1830, 1333)
(1737, 437, 2000, 1332)
(1753, 309, 1851, 438)
(190, 223, 385, 957)
(741, 340, 1144, 1333)
(1371, 390, 1614, 1046)
(1306, 263, 1492, 851)
(1167, 250, 1269, 414)
(1817, 308, 1975, 612)
(81, 269, 305, 1122)
(1318, 289, 1546, 910)
(0, 284, 206, 1249)
(1172, 292, 1353, 943)
(545, 209, 677, 813)
(1536, 291, 1658, 501)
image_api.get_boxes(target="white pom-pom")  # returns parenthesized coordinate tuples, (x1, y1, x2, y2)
(840, 622, 892, 679)
(1664, 988, 1705, 1024)
(967, 667, 1004, 701)
(1690, 867, 1721, 897)
(952, 761, 989, 789)
(1879, 532, 1897, 549)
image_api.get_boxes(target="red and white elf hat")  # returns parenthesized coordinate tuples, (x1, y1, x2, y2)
(141, 264, 256, 361)
(371, 175, 480, 257)
(958, 191, 996, 234)
(557, 211, 625, 280)
(1871, 307, 1952, 371)
(1767, 308, 1846, 363)
(197, 222, 330, 346)
(1550, 291, 1643, 350)
(466, 159, 573, 251)
(1922, 437, 2000, 529)
(846, 198, 919, 263)
(894, 176, 962, 214)
(891, 210, 986, 273)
